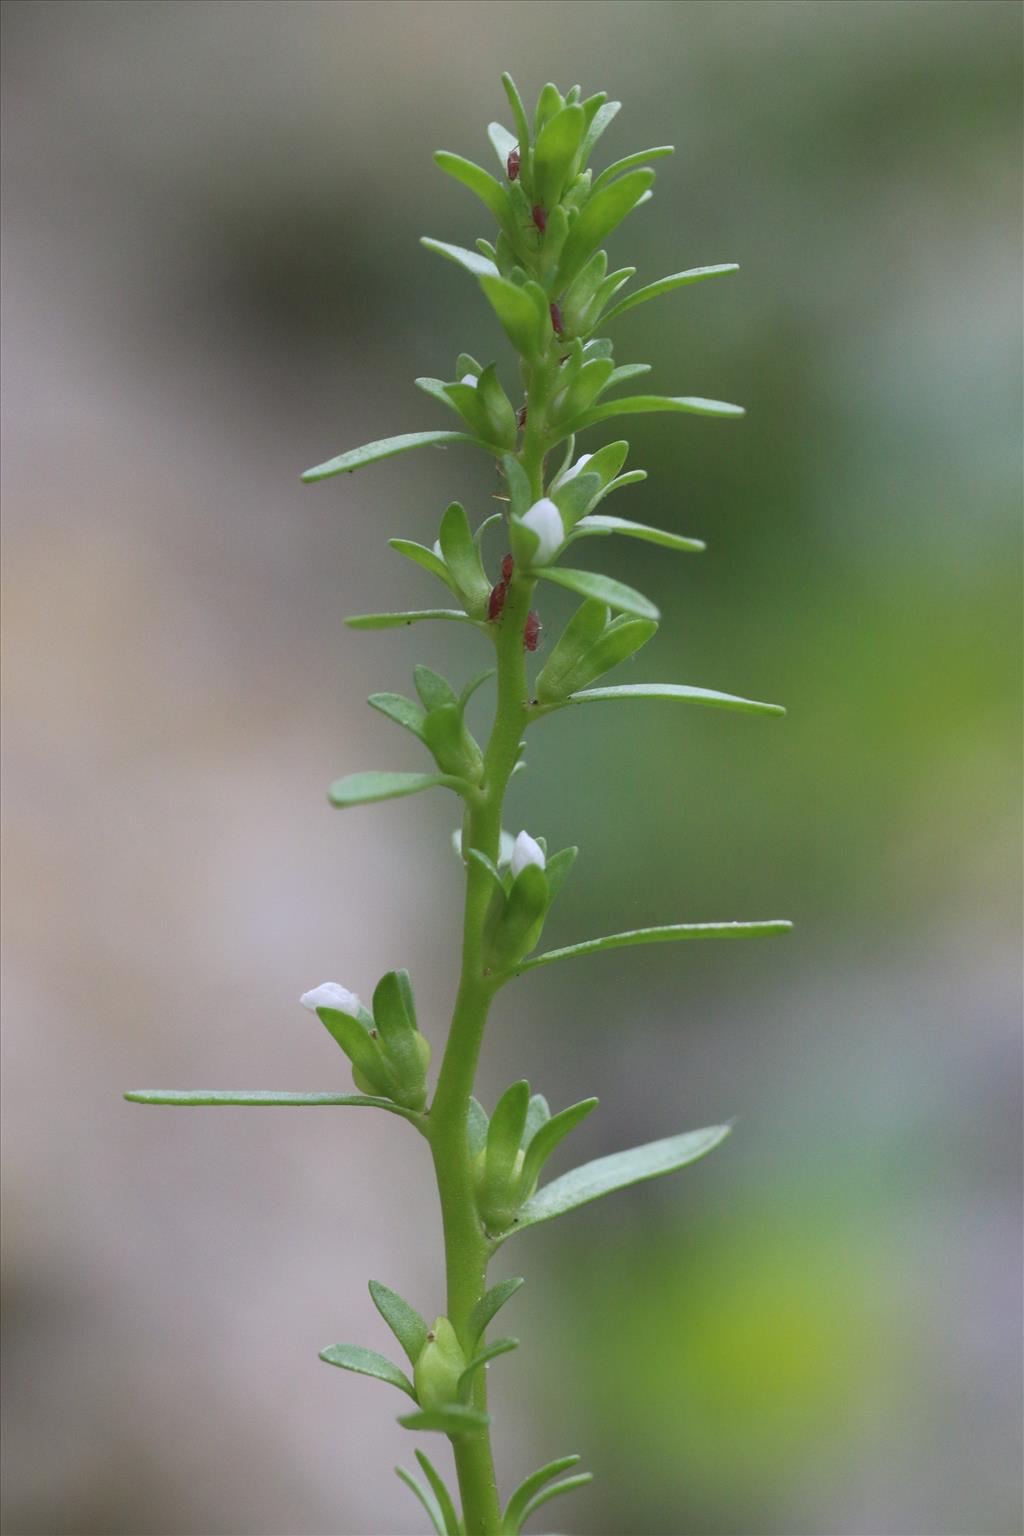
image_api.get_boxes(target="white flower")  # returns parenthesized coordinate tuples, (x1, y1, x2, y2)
(510, 830, 546, 877)
(300, 982, 361, 1016)
(553, 452, 593, 489)
(518, 497, 564, 565)
(460, 373, 479, 387)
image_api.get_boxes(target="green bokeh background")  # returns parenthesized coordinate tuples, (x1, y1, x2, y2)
(2, 3, 1020, 1534)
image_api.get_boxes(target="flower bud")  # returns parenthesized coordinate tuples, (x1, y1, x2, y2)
(413, 1317, 466, 1410)
(553, 452, 593, 489)
(510, 830, 545, 877)
(460, 373, 479, 387)
(300, 982, 361, 1016)
(518, 497, 564, 565)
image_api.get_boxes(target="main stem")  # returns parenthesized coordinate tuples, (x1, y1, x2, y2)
(427, 358, 553, 1536)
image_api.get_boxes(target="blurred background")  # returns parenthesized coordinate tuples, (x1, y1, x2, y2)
(2, 2, 1021, 1533)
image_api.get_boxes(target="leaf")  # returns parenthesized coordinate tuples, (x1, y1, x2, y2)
(458, 1337, 519, 1397)
(467, 1095, 490, 1159)
(533, 103, 585, 209)
(434, 151, 519, 244)
(394, 1466, 446, 1536)
(439, 501, 491, 613)
(301, 430, 477, 482)
(568, 515, 705, 554)
(534, 567, 659, 622)
(578, 99, 621, 165)
(369, 1281, 429, 1369)
(479, 274, 546, 361)
(413, 663, 458, 711)
(572, 394, 745, 432)
(520, 1098, 599, 1195)
(541, 845, 578, 904)
(485, 1081, 531, 1193)
(367, 692, 427, 739)
(414, 1451, 461, 1536)
(501, 72, 532, 157)
(502, 1456, 583, 1535)
(388, 538, 453, 589)
(467, 847, 506, 901)
(421, 236, 500, 280)
(554, 169, 655, 288)
(349, 609, 475, 631)
(538, 681, 785, 717)
(519, 919, 793, 973)
(519, 1473, 595, 1526)
(328, 771, 471, 808)
(591, 145, 675, 193)
(397, 1404, 490, 1435)
(487, 120, 519, 173)
(598, 363, 652, 393)
(602, 263, 740, 324)
(468, 1276, 525, 1346)
(319, 1342, 416, 1397)
(499, 1125, 734, 1238)
(122, 1089, 418, 1119)
(523, 1094, 551, 1146)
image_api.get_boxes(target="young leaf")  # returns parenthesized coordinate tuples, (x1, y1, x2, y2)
(467, 1095, 490, 1159)
(347, 609, 475, 630)
(439, 501, 492, 613)
(501, 72, 532, 157)
(414, 663, 458, 711)
(554, 169, 655, 288)
(541, 845, 578, 904)
(367, 692, 427, 739)
(499, 1125, 734, 1238)
(301, 430, 477, 482)
(591, 145, 675, 193)
(537, 681, 785, 717)
(601, 263, 740, 324)
(397, 1404, 490, 1435)
(421, 236, 500, 280)
(388, 538, 454, 589)
(316, 1006, 397, 1096)
(369, 1280, 429, 1368)
(578, 99, 621, 165)
(434, 151, 520, 245)
(468, 1276, 525, 1346)
(502, 1455, 583, 1535)
(567, 514, 705, 554)
(520, 919, 793, 973)
(480, 274, 546, 361)
(487, 120, 519, 173)
(534, 598, 608, 702)
(328, 771, 472, 808)
(518, 1472, 595, 1526)
(414, 1450, 461, 1536)
(534, 567, 659, 622)
(533, 103, 585, 210)
(318, 1343, 416, 1398)
(520, 1098, 599, 1196)
(458, 1337, 519, 1397)
(571, 394, 745, 432)
(523, 1094, 551, 1146)
(467, 847, 507, 901)
(394, 1466, 446, 1536)
(122, 1089, 419, 1119)
(484, 1080, 531, 1194)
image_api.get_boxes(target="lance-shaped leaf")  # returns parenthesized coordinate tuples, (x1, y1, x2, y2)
(468, 1276, 525, 1347)
(319, 1343, 416, 1398)
(413, 664, 458, 711)
(483, 1081, 531, 1197)
(555, 168, 655, 288)
(591, 145, 675, 193)
(394, 1466, 446, 1536)
(567, 514, 705, 554)
(388, 538, 454, 590)
(434, 151, 520, 245)
(439, 501, 492, 614)
(534, 567, 659, 622)
(519, 919, 793, 973)
(578, 99, 621, 165)
(520, 1098, 599, 1196)
(458, 1336, 519, 1397)
(301, 430, 478, 483)
(346, 609, 476, 630)
(572, 394, 745, 432)
(316, 1004, 398, 1096)
(397, 1404, 490, 1435)
(518, 1473, 595, 1527)
(533, 103, 585, 209)
(421, 236, 500, 280)
(369, 1280, 429, 1369)
(480, 274, 547, 361)
(368, 692, 427, 739)
(541, 845, 578, 904)
(496, 1125, 733, 1239)
(328, 771, 473, 808)
(598, 362, 653, 393)
(536, 680, 785, 718)
(601, 263, 740, 324)
(502, 1455, 584, 1535)
(123, 1089, 420, 1121)
(523, 1094, 551, 1145)
(500, 72, 532, 183)
(414, 1451, 461, 1536)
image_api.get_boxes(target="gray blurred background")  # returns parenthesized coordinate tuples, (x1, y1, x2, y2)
(2, 3, 1021, 1533)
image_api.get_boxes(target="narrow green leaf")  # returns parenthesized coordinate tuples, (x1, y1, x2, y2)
(319, 1343, 416, 1398)
(414, 1451, 461, 1536)
(501, 72, 532, 157)
(123, 1089, 417, 1119)
(572, 394, 745, 431)
(591, 145, 675, 193)
(578, 99, 621, 165)
(369, 1280, 429, 1369)
(395, 1467, 445, 1536)
(539, 681, 785, 717)
(519, 1472, 595, 1526)
(535, 598, 609, 704)
(367, 692, 427, 739)
(598, 363, 652, 394)
(301, 430, 477, 482)
(541, 845, 578, 904)
(533, 103, 585, 209)
(421, 236, 500, 280)
(440, 501, 492, 613)
(458, 1337, 519, 1397)
(328, 771, 471, 808)
(413, 663, 458, 711)
(555, 169, 655, 288)
(568, 515, 705, 553)
(501, 1125, 734, 1238)
(468, 1277, 525, 1346)
(398, 1404, 490, 1435)
(520, 1098, 599, 1196)
(434, 151, 519, 244)
(346, 609, 475, 630)
(480, 274, 546, 360)
(315, 1005, 397, 1096)
(487, 120, 519, 173)
(502, 1456, 582, 1535)
(485, 1081, 531, 1193)
(523, 1094, 551, 1146)
(519, 920, 793, 973)
(601, 263, 740, 324)
(388, 538, 453, 589)
(534, 567, 659, 622)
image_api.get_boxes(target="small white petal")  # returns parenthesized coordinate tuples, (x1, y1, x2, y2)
(433, 539, 444, 558)
(554, 452, 593, 488)
(510, 830, 546, 877)
(519, 497, 564, 565)
(300, 982, 361, 1016)
(460, 373, 479, 387)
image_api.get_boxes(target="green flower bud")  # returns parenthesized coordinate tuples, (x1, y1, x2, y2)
(414, 1317, 466, 1410)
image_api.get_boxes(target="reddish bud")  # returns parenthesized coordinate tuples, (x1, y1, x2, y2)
(501, 553, 514, 582)
(549, 301, 564, 337)
(487, 581, 508, 622)
(531, 204, 547, 234)
(507, 146, 520, 182)
(524, 610, 541, 652)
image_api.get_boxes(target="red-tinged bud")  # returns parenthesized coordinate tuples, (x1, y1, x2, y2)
(507, 146, 520, 182)
(487, 581, 508, 621)
(549, 301, 564, 337)
(501, 553, 514, 582)
(524, 610, 541, 652)
(531, 204, 547, 234)
(517, 403, 528, 429)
